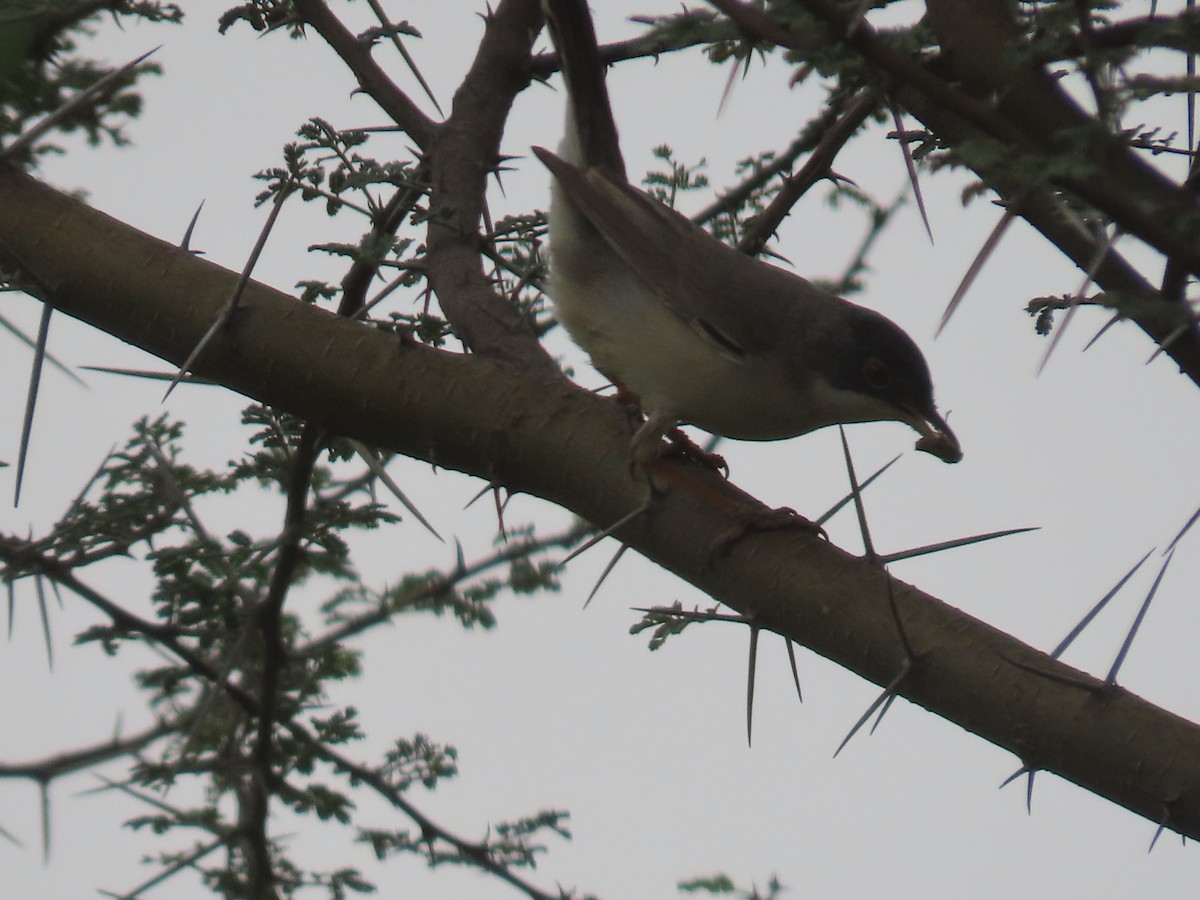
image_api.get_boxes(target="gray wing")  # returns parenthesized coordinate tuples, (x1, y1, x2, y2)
(534, 146, 842, 359)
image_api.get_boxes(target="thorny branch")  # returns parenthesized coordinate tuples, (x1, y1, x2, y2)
(0, 521, 577, 896)
(10, 2, 1200, 893)
(291, 0, 436, 149)
(707, 0, 1200, 385)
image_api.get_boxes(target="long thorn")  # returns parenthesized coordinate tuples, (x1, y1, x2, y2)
(80, 366, 215, 384)
(15, 305, 51, 506)
(2, 47, 160, 162)
(364, 0, 444, 116)
(998, 649, 1108, 692)
(868, 692, 898, 735)
(833, 660, 910, 758)
(492, 484, 510, 540)
(1051, 549, 1153, 658)
(1147, 321, 1194, 363)
(784, 638, 803, 703)
(1082, 312, 1121, 352)
(816, 454, 900, 526)
(164, 181, 294, 400)
(0, 315, 85, 386)
(162, 314, 227, 401)
(837, 427, 875, 561)
(463, 482, 494, 510)
(879, 526, 1038, 564)
(999, 765, 1037, 813)
(884, 573, 915, 663)
(998, 764, 1029, 790)
(717, 45, 751, 117)
(746, 624, 760, 747)
(1037, 226, 1117, 376)
(584, 545, 628, 608)
(34, 575, 52, 671)
(1150, 821, 1167, 853)
(39, 781, 49, 862)
(349, 440, 443, 541)
(891, 107, 933, 243)
(180, 201, 205, 252)
(1167, 501, 1200, 553)
(554, 497, 654, 571)
(1106, 549, 1174, 684)
(937, 206, 1015, 336)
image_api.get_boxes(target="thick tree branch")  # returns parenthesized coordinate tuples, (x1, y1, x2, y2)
(708, 0, 1200, 387)
(5, 163, 1200, 840)
(423, 0, 556, 370)
(787, 0, 1200, 283)
(1039, 8, 1200, 59)
(922, 0, 1200, 266)
(890, 93, 1200, 359)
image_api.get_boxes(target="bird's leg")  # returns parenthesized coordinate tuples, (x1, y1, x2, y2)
(552, 397, 667, 572)
(624, 407, 726, 477)
(620, 398, 727, 475)
(609, 379, 647, 430)
(608, 382, 726, 474)
(629, 409, 677, 474)
(627, 407, 822, 557)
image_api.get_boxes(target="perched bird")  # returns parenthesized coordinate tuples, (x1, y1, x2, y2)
(535, 0, 961, 469)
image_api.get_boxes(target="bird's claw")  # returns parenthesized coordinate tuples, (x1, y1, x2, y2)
(663, 427, 729, 478)
(709, 505, 827, 562)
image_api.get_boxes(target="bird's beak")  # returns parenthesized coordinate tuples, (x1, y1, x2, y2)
(909, 407, 962, 464)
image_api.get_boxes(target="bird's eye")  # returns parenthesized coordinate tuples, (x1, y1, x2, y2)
(863, 357, 891, 391)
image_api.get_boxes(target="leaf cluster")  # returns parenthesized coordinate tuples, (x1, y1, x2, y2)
(0, 405, 572, 897)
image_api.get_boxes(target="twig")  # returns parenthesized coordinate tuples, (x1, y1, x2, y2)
(737, 91, 879, 257)
(291, 0, 436, 148)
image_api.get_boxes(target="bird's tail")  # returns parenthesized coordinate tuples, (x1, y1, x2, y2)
(541, 0, 626, 179)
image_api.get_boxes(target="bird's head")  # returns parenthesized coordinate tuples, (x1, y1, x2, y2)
(820, 306, 961, 463)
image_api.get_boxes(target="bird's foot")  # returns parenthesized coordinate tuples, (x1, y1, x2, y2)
(662, 427, 728, 478)
(710, 505, 827, 562)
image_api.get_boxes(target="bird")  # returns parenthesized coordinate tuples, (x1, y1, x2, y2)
(534, 0, 961, 471)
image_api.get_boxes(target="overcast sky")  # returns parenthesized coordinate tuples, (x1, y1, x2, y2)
(4, 2, 1200, 897)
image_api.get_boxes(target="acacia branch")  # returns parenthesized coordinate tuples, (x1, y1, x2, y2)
(291, 0, 436, 149)
(691, 101, 848, 227)
(5, 163, 1200, 840)
(297, 523, 589, 658)
(0, 721, 174, 783)
(529, 8, 743, 78)
(1034, 8, 1200, 62)
(736, 90, 880, 257)
(0, 519, 566, 897)
(707, 0, 1200, 387)
(304, 732, 564, 900)
(788, 0, 1200, 282)
(423, 0, 557, 369)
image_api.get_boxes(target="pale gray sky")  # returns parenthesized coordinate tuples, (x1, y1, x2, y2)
(4, 3, 1200, 897)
